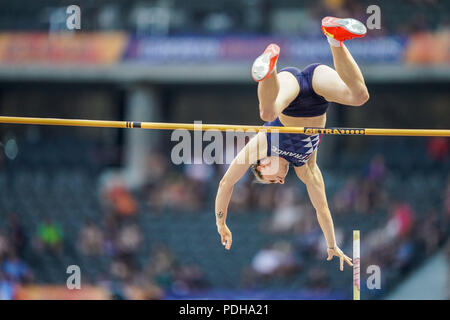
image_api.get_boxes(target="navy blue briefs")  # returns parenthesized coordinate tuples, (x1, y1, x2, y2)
(280, 64, 329, 117)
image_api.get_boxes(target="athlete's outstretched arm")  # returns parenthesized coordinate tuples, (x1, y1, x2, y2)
(295, 152, 353, 271)
(313, 43, 369, 106)
(215, 132, 267, 250)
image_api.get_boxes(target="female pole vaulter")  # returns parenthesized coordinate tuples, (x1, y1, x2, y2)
(215, 17, 369, 271)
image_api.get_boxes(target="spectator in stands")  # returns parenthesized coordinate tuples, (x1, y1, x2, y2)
(0, 231, 9, 260)
(78, 221, 104, 256)
(149, 176, 201, 212)
(295, 224, 345, 261)
(145, 152, 169, 184)
(357, 179, 379, 213)
(184, 160, 214, 184)
(264, 184, 311, 233)
(366, 154, 387, 183)
(363, 201, 415, 257)
(100, 174, 138, 219)
(127, 275, 164, 300)
(5, 214, 25, 258)
(116, 223, 142, 257)
(35, 218, 64, 255)
(414, 209, 443, 255)
(0, 270, 17, 300)
(172, 265, 209, 294)
(1, 251, 33, 284)
(102, 213, 119, 257)
(427, 137, 449, 162)
(109, 258, 132, 282)
(393, 240, 415, 273)
(108, 184, 138, 218)
(332, 175, 360, 215)
(357, 155, 389, 213)
(144, 244, 177, 290)
(249, 241, 301, 283)
(389, 202, 415, 239)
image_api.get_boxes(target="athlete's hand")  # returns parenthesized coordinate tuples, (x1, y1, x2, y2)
(327, 246, 353, 271)
(217, 224, 232, 250)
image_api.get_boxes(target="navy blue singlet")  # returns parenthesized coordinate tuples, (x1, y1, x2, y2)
(264, 63, 327, 167)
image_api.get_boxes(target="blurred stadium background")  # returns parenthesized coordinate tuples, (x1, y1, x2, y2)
(0, 0, 449, 300)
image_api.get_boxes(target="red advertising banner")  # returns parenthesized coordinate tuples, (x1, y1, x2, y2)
(0, 32, 128, 64)
(14, 284, 163, 300)
(404, 30, 449, 65)
(0, 31, 447, 66)
(15, 285, 110, 300)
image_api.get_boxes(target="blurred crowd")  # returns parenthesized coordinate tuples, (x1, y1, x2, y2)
(0, 215, 33, 299)
(0, 0, 447, 301)
(243, 152, 449, 293)
(0, 134, 448, 299)
(86, 136, 450, 296)
(0, 0, 447, 35)
(81, 174, 210, 299)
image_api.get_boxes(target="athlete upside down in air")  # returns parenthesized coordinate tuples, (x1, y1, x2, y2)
(215, 17, 370, 271)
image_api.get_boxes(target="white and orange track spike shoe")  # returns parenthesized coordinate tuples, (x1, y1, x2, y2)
(251, 43, 280, 82)
(321, 17, 367, 45)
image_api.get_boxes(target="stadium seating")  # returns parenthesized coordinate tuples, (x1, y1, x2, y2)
(0, 135, 447, 299)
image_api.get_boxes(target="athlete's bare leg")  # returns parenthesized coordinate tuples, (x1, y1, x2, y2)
(257, 70, 300, 121)
(255, 17, 370, 121)
(257, 67, 279, 120)
(252, 44, 300, 122)
(313, 17, 369, 106)
(331, 44, 368, 100)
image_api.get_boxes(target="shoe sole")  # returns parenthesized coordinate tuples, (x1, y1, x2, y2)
(251, 52, 273, 82)
(323, 18, 367, 35)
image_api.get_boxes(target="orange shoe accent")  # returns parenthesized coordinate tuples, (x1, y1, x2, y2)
(251, 43, 280, 82)
(321, 17, 367, 43)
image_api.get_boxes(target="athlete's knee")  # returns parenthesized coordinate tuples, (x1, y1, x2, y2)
(304, 162, 323, 188)
(306, 159, 316, 170)
(296, 165, 313, 184)
(259, 107, 277, 122)
(352, 87, 370, 106)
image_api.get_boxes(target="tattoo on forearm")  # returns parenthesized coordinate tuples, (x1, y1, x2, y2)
(216, 212, 224, 219)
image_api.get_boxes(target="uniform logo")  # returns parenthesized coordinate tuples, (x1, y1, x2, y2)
(271, 134, 320, 164)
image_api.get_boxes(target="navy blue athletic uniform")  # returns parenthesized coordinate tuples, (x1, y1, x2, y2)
(264, 63, 329, 167)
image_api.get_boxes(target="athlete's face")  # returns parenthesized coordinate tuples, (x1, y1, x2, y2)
(257, 156, 289, 184)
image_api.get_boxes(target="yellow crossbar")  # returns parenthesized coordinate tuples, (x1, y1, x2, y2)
(0, 116, 449, 137)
